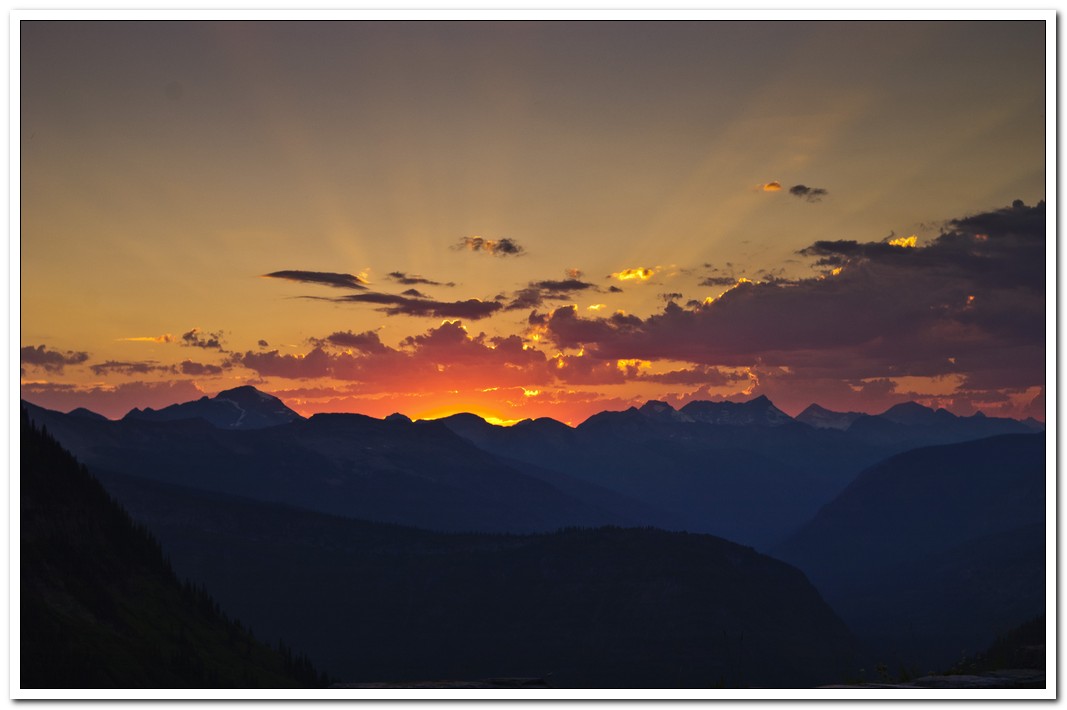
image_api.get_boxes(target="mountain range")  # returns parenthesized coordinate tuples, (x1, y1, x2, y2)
(19, 386, 1047, 685)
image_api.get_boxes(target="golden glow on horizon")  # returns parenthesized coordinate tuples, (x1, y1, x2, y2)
(888, 234, 918, 248)
(611, 267, 655, 282)
(761, 181, 782, 192)
(522, 388, 540, 397)
(414, 405, 523, 427)
(588, 304, 606, 311)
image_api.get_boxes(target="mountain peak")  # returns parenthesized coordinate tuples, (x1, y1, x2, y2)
(680, 397, 792, 427)
(123, 385, 302, 429)
(880, 401, 940, 426)
(638, 400, 693, 424)
(796, 403, 863, 431)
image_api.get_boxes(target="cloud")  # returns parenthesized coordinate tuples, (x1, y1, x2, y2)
(536, 201, 1044, 402)
(21, 345, 90, 373)
(401, 288, 428, 298)
(565, 268, 584, 279)
(181, 328, 225, 350)
(232, 321, 647, 393)
(642, 365, 752, 386)
(317, 293, 504, 320)
(761, 181, 782, 192)
(608, 285, 624, 293)
(178, 360, 226, 376)
(699, 276, 740, 287)
(309, 329, 389, 353)
(789, 184, 828, 202)
(609, 267, 655, 282)
(455, 236, 526, 257)
(118, 334, 174, 344)
(90, 360, 175, 376)
(258, 339, 270, 348)
(505, 278, 598, 311)
(387, 271, 455, 287)
(262, 270, 368, 289)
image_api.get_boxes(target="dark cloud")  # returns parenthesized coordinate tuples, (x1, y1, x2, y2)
(232, 321, 635, 392)
(181, 328, 225, 350)
(642, 365, 751, 386)
(401, 288, 428, 298)
(21, 345, 90, 373)
(258, 339, 270, 348)
(455, 236, 526, 257)
(263, 270, 368, 289)
(315, 292, 504, 320)
(536, 201, 1045, 399)
(789, 184, 828, 202)
(608, 285, 624, 293)
(179, 360, 226, 376)
(387, 271, 455, 287)
(309, 329, 389, 353)
(660, 292, 684, 303)
(90, 360, 175, 376)
(505, 278, 598, 311)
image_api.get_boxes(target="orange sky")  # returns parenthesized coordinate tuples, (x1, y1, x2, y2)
(19, 19, 1049, 424)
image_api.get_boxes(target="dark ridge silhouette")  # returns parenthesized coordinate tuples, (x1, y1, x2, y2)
(92, 469, 860, 689)
(22, 400, 642, 535)
(21, 390, 1037, 550)
(774, 434, 1045, 671)
(19, 411, 327, 689)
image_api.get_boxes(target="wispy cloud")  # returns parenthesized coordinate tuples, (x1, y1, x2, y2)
(118, 334, 174, 344)
(90, 360, 175, 376)
(455, 236, 526, 257)
(314, 292, 504, 320)
(387, 271, 455, 287)
(263, 270, 368, 289)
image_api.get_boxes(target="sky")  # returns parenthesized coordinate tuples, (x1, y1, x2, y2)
(19, 19, 1049, 425)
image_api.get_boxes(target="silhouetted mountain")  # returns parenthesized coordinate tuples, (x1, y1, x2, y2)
(23, 393, 1039, 551)
(774, 434, 1045, 671)
(67, 407, 108, 421)
(94, 469, 860, 689)
(20, 412, 324, 689)
(845, 403, 1030, 449)
(22, 401, 640, 534)
(448, 398, 887, 548)
(796, 404, 862, 431)
(1022, 417, 1045, 431)
(123, 385, 302, 429)
(680, 395, 793, 427)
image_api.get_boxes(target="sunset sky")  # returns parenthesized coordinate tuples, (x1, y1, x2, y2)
(19, 19, 1050, 425)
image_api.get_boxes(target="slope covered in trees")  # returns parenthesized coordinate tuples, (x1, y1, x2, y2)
(20, 412, 326, 689)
